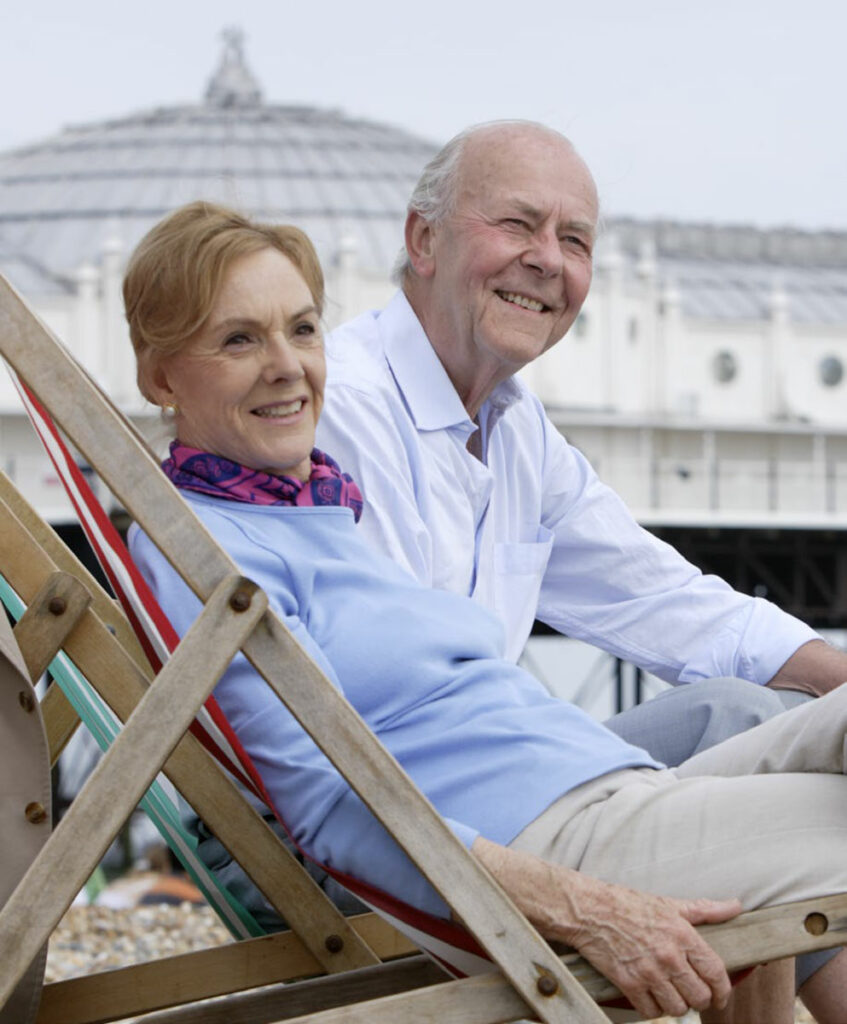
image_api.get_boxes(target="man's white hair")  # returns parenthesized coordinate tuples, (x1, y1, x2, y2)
(391, 120, 578, 285)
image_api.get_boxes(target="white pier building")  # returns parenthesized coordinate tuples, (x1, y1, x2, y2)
(2, 32, 846, 694)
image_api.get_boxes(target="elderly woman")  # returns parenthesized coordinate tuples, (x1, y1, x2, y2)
(126, 202, 847, 1023)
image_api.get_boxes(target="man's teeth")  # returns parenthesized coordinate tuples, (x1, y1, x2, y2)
(254, 400, 303, 418)
(499, 291, 545, 312)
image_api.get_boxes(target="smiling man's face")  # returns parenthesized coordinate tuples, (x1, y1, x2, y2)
(406, 126, 598, 414)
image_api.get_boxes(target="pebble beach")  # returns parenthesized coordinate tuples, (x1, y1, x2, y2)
(45, 902, 231, 986)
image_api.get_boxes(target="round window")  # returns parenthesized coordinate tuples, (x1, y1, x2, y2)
(820, 356, 844, 387)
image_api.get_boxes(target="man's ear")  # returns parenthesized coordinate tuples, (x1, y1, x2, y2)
(405, 211, 437, 278)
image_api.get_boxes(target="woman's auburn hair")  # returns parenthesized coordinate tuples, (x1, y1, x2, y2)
(123, 201, 325, 402)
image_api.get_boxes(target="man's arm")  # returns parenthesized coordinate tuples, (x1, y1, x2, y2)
(534, 412, 819, 685)
(471, 836, 739, 1020)
(768, 638, 847, 696)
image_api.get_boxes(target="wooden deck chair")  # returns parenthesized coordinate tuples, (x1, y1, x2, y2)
(3, 275, 847, 1024)
(0, 563, 266, 944)
(0, 472, 421, 1024)
(0, 579, 52, 1024)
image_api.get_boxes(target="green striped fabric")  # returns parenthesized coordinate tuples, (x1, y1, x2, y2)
(0, 573, 265, 940)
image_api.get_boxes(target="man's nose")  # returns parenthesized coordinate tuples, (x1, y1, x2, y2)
(262, 335, 304, 381)
(522, 228, 564, 277)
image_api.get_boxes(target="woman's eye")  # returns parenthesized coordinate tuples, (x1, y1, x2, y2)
(223, 332, 252, 348)
(294, 321, 321, 342)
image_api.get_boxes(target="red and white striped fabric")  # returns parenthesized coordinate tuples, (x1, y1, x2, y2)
(8, 366, 494, 978)
(11, 371, 266, 801)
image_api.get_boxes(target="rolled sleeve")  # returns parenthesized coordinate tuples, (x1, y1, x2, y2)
(535, 420, 820, 685)
(730, 598, 819, 685)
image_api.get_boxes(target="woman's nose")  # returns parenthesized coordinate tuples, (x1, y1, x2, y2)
(262, 336, 304, 381)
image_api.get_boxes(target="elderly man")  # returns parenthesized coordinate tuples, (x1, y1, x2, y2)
(317, 121, 847, 1019)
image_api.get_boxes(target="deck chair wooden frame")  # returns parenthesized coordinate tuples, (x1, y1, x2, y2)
(0, 472, 423, 1024)
(2, 274, 847, 1024)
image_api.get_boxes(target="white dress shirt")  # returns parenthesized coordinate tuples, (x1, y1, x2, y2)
(317, 291, 816, 675)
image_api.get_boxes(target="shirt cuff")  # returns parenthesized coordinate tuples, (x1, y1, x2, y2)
(738, 598, 820, 685)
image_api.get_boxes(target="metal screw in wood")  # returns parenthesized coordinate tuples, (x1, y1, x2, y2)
(229, 590, 252, 613)
(25, 802, 48, 824)
(537, 975, 559, 997)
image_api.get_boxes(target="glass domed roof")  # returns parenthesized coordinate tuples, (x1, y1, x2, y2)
(0, 30, 438, 295)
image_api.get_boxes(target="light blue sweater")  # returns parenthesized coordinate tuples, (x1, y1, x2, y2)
(130, 494, 659, 916)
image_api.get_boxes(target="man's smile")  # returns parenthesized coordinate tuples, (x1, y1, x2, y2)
(495, 289, 549, 313)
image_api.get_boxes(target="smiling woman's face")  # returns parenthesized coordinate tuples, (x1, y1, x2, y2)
(149, 246, 325, 481)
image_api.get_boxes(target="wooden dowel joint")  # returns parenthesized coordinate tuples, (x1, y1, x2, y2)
(805, 912, 829, 936)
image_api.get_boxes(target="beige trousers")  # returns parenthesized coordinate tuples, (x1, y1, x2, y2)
(510, 683, 847, 911)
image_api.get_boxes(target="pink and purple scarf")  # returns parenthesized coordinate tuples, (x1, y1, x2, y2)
(162, 441, 363, 522)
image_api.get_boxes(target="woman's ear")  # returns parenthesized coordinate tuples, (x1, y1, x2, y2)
(404, 211, 437, 279)
(139, 352, 177, 408)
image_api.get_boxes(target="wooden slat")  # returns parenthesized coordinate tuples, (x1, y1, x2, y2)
(41, 681, 82, 764)
(116, 957, 444, 1024)
(13, 571, 92, 682)
(0, 470, 136, 760)
(701, 890, 847, 969)
(0, 273, 607, 1024)
(283, 969, 619, 1024)
(11, 570, 88, 759)
(0, 472, 150, 673)
(36, 915, 417, 1024)
(0, 488, 381, 975)
(0, 573, 268, 1009)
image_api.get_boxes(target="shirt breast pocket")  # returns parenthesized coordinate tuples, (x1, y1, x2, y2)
(493, 526, 554, 662)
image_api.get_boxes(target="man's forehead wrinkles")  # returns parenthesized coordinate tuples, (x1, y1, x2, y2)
(511, 198, 543, 218)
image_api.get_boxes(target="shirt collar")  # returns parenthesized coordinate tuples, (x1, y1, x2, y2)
(379, 291, 522, 432)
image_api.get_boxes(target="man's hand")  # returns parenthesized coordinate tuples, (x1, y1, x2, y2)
(472, 836, 741, 1020)
(564, 874, 740, 1019)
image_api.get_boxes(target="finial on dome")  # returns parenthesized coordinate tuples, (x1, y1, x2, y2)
(205, 27, 263, 108)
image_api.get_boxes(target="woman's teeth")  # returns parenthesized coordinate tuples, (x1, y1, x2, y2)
(254, 400, 303, 418)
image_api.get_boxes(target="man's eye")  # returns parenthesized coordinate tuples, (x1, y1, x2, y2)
(504, 218, 530, 230)
(563, 235, 591, 254)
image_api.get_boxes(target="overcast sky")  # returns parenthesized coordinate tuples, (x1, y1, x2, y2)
(2, 0, 845, 229)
